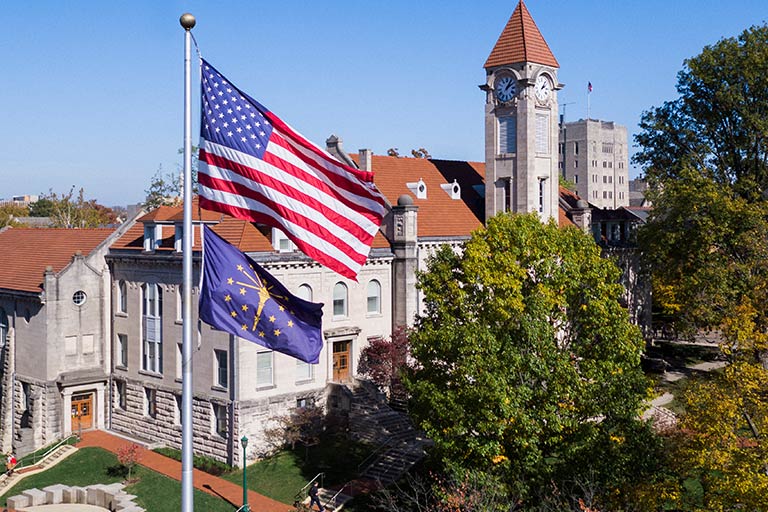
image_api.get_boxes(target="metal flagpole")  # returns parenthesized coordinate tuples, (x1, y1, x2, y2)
(180, 12, 196, 512)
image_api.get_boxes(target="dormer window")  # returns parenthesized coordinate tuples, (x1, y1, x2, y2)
(440, 180, 461, 200)
(272, 228, 295, 253)
(144, 224, 162, 252)
(406, 178, 427, 199)
(174, 225, 183, 252)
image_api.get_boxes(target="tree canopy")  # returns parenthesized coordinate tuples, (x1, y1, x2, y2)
(405, 213, 655, 504)
(634, 24, 768, 201)
(28, 188, 115, 228)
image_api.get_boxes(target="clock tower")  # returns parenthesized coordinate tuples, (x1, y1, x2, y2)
(482, 0, 562, 224)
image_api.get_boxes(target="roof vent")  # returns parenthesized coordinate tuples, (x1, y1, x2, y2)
(440, 180, 461, 200)
(406, 178, 427, 199)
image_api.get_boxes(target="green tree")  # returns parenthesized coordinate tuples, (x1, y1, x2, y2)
(38, 187, 116, 228)
(405, 213, 656, 504)
(634, 24, 768, 201)
(27, 197, 55, 217)
(144, 147, 199, 210)
(0, 203, 29, 228)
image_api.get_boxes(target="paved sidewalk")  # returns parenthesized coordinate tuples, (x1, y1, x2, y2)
(78, 430, 292, 512)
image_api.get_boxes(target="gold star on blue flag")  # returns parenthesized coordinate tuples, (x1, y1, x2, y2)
(199, 226, 324, 363)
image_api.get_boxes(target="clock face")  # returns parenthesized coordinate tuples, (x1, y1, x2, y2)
(494, 76, 517, 102)
(534, 75, 552, 102)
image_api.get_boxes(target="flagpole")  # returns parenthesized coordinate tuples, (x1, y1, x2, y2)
(180, 12, 196, 512)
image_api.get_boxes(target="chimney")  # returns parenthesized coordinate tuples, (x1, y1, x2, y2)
(359, 149, 373, 172)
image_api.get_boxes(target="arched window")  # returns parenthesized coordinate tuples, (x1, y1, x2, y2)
(0, 308, 7, 347)
(297, 284, 313, 302)
(366, 280, 381, 315)
(333, 283, 347, 319)
(118, 281, 127, 314)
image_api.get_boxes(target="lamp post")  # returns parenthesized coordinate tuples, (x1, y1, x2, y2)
(241, 435, 250, 512)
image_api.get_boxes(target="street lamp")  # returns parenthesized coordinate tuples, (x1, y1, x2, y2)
(241, 435, 250, 512)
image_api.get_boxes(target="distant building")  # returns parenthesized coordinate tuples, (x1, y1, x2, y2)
(558, 119, 630, 208)
(629, 178, 651, 207)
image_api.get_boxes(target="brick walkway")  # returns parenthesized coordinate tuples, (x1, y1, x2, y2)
(78, 430, 292, 512)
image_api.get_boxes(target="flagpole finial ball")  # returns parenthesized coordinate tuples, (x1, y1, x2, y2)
(180, 13, 196, 30)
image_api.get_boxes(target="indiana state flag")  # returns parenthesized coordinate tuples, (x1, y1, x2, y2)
(199, 225, 324, 364)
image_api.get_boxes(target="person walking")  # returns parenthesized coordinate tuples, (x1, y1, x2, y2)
(308, 481, 323, 511)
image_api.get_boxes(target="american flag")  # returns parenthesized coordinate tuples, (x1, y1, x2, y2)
(198, 59, 387, 280)
(588, 81, 593, 93)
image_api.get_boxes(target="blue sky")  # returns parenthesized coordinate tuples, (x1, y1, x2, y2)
(3, 1, 766, 207)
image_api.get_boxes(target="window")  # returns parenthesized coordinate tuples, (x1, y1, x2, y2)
(609, 161, 613, 168)
(609, 191, 613, 199)
(333, 283, 348, 318)
(116, 380, 127, 410)
(573, 142, 579, 155)
(145, 387, 157, 418)
(603, 191, 608, 199)
(296, 360, 313, 382)
(117, 334, 128, 368)
(538, 178, 547, 213)
(272, 228, 295, 252)
(297, 284, 313, 302)
(0, 308, 7, 347)
(213, 403, 227, 437)
(609, 176, 613, 183)
(118, 281, 127, 314)
(142, 283, 163, 374)
(176, 343, 183, 379)
(256, 351, 273, 386)
(297, 397, 315, 409)
(498, 116, 516, 153)
(503, 178, 512, 212)
(573, 160, 578, 168)
(603, 161, 607, 168)
(574, 175, 579, 184)
(366, 280, 381, 315)
(143, 224, 160, 252)
(214, 349, 228, 389)
(603, 176, 607, 184)
(174, 394, 182, 425)
(602, 142, 614, 153)
(73, 291, 87, 306)
(535, 113, 549, 153)
(176, 286, 183, 322)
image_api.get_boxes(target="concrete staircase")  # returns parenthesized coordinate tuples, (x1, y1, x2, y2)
(349, 381, 429, 487)
(0, 443, 77, 497)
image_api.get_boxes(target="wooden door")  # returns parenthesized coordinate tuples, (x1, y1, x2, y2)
(71, 393, 93, 431)
(332, 341, 350, 382)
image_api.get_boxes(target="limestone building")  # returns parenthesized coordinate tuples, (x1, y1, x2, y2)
(483, 0, 562, 224)
(558, 119, 630, 208)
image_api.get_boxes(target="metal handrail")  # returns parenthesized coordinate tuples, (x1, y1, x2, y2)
(16, 434, 79, 469)
(294, 472, 325, 502)
(357, 435, 393, 473)
(327, 483, 350, 508)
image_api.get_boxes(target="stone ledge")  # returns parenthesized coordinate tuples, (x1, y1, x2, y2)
(6, 483, 145, 511)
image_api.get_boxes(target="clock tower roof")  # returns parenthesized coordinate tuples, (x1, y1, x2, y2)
(484, 0, 559, 69)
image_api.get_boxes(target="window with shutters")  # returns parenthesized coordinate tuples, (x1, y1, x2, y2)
(142, 283, 163, 374)
(535, 114, 549, 153)
(498, 116, 516, 154)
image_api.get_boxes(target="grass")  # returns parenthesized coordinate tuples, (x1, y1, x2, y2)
(223, 434, 373, 504)
(1, 447, 235, 512)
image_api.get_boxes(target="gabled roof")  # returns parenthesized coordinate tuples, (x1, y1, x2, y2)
(484, 0, 559, 69)
(0, 228, 115, 293)
(359, 155, 485, 238)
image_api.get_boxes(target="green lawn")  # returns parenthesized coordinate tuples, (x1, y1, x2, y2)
(1, 447, 235, 512)
(224, 435, 373, 504)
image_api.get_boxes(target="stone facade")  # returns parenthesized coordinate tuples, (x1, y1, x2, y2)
(559, 119, 630, 208)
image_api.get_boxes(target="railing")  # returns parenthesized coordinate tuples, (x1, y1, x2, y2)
(357, 435, 392, 474)
(16, 434, 79, 470)
(327, 482, 350, 510)
(293, 472, 325, 505)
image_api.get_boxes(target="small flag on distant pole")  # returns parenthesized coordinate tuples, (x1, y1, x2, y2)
(199, 226, 324, 364)
(588, 81, 593, 93)
(197, 60, 387, 280)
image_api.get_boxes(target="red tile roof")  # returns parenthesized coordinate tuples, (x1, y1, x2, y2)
(0, 228, 115, 293)
(484, 0, 559, 69)
(360, 155, 485, 238)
